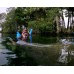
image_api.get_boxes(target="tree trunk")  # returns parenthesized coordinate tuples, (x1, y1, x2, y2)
(71, 11, 74, 31)
(67, 11, 70, 31)
(62, 10, 65, 27)
(69, 16, 72, 32)
(61, 10, 65, 32)
(55, 16, 60, 34)
(67, 11, 71, 33)
(72, 11, 73, 24)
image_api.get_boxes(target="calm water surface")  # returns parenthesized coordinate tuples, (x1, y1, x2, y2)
(0, 33, 16, 66)
(1, 33, 74, 66)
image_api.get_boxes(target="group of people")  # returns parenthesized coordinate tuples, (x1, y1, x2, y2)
(16, 27, 33, 42)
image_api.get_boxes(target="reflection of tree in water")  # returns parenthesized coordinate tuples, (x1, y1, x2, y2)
(6, 46, 38, 66)
(58, 37, 74, 65)
(58, 45, 70, 65)
(5, 37, 74, 66)
(6, 44, 61, 66)
(7, 56, 38, 66)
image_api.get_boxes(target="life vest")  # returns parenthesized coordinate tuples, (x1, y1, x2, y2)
(16, 31, 21, 40)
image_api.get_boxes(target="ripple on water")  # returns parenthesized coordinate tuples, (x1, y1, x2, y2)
(0, 44, 16, 65)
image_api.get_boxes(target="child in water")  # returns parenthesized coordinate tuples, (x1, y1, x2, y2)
(22, 28, 29, 41)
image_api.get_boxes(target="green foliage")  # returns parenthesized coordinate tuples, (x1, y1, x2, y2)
(2, 7, 60, 34)
(2, 7, 16, 33)
(28, 8, 59, 33)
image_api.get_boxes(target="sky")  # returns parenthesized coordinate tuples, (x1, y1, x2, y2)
(0, 7, 8, 13)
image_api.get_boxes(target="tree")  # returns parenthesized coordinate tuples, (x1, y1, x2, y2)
(66, 7, 74, 33)
(2, 7, 16, 33)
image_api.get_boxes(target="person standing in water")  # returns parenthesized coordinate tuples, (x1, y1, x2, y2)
(16, 31, 21, 40)
(16, 26, 22, 41)
(22, 28, 29, 41)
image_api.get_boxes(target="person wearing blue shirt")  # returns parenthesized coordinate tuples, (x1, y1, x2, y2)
(29, 28, 33, 36)
(16, 31, 21, 40)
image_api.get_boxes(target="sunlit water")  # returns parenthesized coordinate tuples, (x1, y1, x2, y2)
(1, 33, 74, 66)
(0, 33, 16, 66)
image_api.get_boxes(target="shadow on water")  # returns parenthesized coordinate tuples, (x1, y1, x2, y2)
(5, 42, 62, 66)
(0, 33, 17, 66)
(1, 33, 74, 66)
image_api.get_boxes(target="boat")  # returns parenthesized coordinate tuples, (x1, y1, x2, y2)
(6, 37, 52, 48)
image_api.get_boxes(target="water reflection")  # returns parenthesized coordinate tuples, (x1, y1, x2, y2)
(1, 34, 74, 66)
(58, 46, 69, 64)
(0, 33, 2, 37)
(58, 38, 74, 65)
(0, 33, 17, 66)
(29, 35, 32, 43)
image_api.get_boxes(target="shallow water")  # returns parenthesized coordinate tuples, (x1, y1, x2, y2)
(1, 33, 74, 66)
(0, 33, 16, 66)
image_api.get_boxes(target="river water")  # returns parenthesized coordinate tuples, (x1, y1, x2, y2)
(0, 33, 16, 66)
(0, 33, 74, 66)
